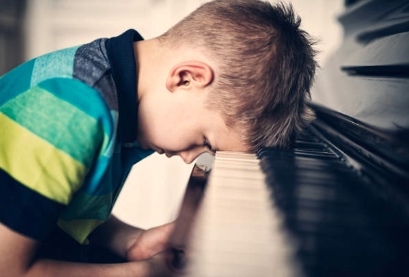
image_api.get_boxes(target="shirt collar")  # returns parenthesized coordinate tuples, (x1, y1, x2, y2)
(105, 29, 143, 143)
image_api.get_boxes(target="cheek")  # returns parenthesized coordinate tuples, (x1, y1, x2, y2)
(137, 101, 199, 150)
(136, 108, 163, 147)
(141, 122, 182, 150)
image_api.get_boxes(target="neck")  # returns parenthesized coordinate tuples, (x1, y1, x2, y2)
(133, 38, 167, 102)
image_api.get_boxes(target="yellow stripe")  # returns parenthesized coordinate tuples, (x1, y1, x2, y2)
(57, 218, 104, 244)
(0, 113, 88, 204)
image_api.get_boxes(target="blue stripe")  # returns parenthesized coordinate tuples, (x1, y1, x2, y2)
(82, 151, 122, 195)
(82, 146, 152, 196)
(0, 59, 35, 107)
(30, 45, 80, 87)
(83, 155, 112, 195)
(103, 111, 119, 158)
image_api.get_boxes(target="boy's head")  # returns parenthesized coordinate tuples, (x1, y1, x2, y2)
(159, 0, 317, 151)
(136, 0, 317, 163)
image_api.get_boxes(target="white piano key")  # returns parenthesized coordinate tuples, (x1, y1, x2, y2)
(183, 151, 303, 277)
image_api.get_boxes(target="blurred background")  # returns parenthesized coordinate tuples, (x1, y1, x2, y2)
(0, 0, 344, 229)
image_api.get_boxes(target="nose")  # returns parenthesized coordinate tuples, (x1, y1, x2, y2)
(179, 151, 198, 164)
(179, 148, 212, 164)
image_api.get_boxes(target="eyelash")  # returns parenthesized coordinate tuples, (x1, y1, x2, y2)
(204, 138, 214, 152)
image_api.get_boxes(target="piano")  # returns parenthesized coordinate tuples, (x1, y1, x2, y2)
(165, 0, 409, 276)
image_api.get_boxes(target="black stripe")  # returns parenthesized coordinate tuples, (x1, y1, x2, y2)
(0, 168, 65, 240)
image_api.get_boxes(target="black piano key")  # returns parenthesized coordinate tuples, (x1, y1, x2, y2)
(257, 131, 409, 277)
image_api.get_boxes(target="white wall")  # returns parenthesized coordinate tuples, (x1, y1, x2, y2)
(23, 0, 344, 229)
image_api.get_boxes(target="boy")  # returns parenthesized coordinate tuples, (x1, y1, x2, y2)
(0, 0, 316, 276)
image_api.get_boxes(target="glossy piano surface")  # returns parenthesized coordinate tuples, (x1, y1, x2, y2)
(312, 0, 409, 131)
(258, 124, 409, 276)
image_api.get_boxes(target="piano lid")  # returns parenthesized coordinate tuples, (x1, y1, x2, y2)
(311, 0, 409, 131)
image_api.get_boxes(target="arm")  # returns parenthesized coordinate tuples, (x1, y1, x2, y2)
(90, 215, 175, 262)
(0, 78, 173, 276)
(0, 79, 165, 276)
(0, 223, 150, 277)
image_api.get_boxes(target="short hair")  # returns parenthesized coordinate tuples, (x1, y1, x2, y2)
(162, 0, 317, 151)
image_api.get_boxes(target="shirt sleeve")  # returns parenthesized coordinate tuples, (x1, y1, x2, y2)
(0, 77, 108, 241)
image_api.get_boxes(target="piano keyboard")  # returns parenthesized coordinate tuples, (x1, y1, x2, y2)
(183, 151, 302, 277)
(170, 125, 409, 277)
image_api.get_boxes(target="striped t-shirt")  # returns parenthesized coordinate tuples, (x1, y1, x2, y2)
(0, 29, 152, 244)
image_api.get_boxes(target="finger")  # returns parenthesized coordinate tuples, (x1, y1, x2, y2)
(168, 247, 186, 271)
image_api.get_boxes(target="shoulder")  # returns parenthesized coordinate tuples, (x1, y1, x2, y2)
(0, 78, 113, 240)
(0, 78, 114, 184)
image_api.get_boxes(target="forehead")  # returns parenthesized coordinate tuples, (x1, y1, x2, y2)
(200, 96, 252, 153)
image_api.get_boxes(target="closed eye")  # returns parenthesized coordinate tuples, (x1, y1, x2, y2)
(204, 138, 215, 152)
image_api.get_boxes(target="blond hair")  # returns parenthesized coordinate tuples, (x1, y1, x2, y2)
(162, 0, 317, 151)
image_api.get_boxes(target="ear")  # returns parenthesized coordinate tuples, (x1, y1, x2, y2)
(166, 61, 213, 92)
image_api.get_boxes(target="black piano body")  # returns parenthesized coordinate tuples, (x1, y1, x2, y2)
(169, 1, 409, 276)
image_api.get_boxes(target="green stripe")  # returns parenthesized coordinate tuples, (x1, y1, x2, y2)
(58, 218, 104, 244)
(0, 86, 102, 168)
(36, 78, 113, 159)
(59, 191, 113, 221)
(0, 113, 88, 204)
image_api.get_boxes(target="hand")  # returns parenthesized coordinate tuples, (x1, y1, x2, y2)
(145, 248, 186, 277)
(126, 222, 175, 262)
